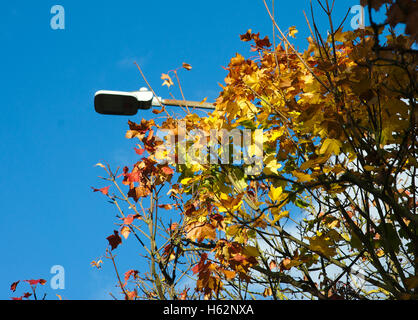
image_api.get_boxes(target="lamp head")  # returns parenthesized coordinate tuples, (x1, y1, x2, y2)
(94, 88, 154, 115)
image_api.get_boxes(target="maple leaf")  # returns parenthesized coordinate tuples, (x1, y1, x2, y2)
(122, 214, 140, 225)
(186, 222, 216, 243)
(124, 269, 139, 286)
(23, 292, 32, 299)
(192, 253, 208, 274)
(91, 186, 110, 196)
(106, 230, 122, 250)
(24, 279, 46, 286)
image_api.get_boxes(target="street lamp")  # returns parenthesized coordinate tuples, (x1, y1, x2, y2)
(94, 87, 215, 115)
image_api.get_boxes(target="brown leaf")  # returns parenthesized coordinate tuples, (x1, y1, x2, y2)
(182, 62, 192, 70)
(158, 204, 173, 210)
(106, 230, 122, 250)
(186, 222, 216, 243)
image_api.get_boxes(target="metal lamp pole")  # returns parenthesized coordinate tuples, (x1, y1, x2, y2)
(94, 87, 215, 116)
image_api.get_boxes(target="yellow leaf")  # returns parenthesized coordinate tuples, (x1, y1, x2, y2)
(243, 245, 260, 257)
(308, 234, 337, 257)
(121, 226, 131, 239)
(289, 26, 298, 38)
(319, 138, 342, 156)
(363, 165, 375, 171)
(161, 73, 174, 87)
(268, 186, 283, 202)
(181, 177, 193, 185)
(263, 154, 282, 175)
(292, 170, 313, 183)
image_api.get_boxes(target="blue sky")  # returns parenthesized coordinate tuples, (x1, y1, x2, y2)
(0, 0, 360, 300)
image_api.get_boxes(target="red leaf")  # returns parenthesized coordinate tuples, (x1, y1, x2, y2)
(124, 269, 139, 286)
(161, 166, 174, 175)
(23, 292, 32, 299)
(10, 281, 19, 292)
(122, 214, 140, 225)
(134, 147, 145, 156)
(91, 186, 110, 196)
(106, 230, 122, 250)
(11, 297, 22, 300)
(192, 253, 208, 274)
(24, 279, 46, 286)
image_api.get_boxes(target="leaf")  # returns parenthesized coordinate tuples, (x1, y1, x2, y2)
(24, 279, 46, 286)
(161, 166, 174, 175)
(319, 139, 342, 156)
(122, 214, 140, 225)
(180, 177, 193, 185)
(192, 252, 208, 274)
(10, 281, 19, 292)
(263, 288, 273, 297)
(134, 147, 145, 156)
(161, 73, 174, 87)
(182, 62, 192, 70)
(405, 276, 418, 290)
(308, 234, 337, 257)
(243, 245, 260, 257)
(292, 171, 313, 183)
(106, 230, 122, 250)
(186, 222, 216, 243)
(288, 26, 298, 38)
(269, 260, 278, 270)
(124, 270, 139, 286)
(121, 226, 131, 239)
(95, 163, 106, 169)
(152, 107, 166, 114)
(268, 185, 283, 202)
(90, 259, 103, 269)
(222, 269, 236, 280)
(158, 204, 173, 210)
(23, 292, 32, 299)
(91, 186, 110, 196)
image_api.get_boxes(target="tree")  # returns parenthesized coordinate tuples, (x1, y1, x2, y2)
(93, 0, 417, 300)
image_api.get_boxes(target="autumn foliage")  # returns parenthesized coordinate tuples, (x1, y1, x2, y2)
(92, 0, 417, 300)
